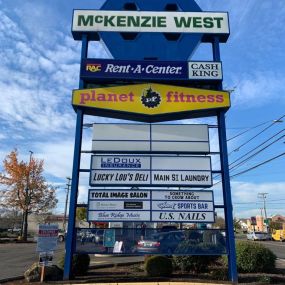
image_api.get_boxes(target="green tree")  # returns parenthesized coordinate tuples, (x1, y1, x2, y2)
(212, 216, 225, 229)
(234, 218, 242, 232)
(269, 221, 283, 231)
(76, 207, 87, 222)
(0, 150, 57, 240)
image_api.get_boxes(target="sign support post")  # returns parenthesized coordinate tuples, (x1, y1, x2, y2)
(212, 37, 238, 284)
(63, 34, 88, 280)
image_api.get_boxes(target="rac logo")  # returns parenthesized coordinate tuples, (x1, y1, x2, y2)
(86, 63, 101, 72)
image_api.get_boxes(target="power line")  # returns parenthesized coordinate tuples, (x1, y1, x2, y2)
(228, 114, 285, 155)
(229, 132, 285, 172)
(229, 129, 284, 167)
(230, 152, 285, 179)
(206, 152, 285, 188)
(227, 120, 274, 141)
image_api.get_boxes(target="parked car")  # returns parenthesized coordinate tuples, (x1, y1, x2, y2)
(93, 229, 105, 244)
(77, 229, 105, 243)
(7, 227, 21, 233)
(136, 231, 185, 254)
(159, 225, 178, 232)
(246, 231, 269, 241)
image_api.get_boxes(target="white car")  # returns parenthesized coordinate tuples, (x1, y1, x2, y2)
(246, 231, 268, 241)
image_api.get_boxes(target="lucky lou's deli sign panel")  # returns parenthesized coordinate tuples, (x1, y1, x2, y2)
(72, 83, 230, 121)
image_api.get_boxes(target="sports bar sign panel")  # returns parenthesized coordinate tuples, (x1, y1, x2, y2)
(88, 189, 214, 223)
(90, 155, 212, 187)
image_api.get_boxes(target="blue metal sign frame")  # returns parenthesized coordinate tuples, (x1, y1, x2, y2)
(65, 1, 237, 283)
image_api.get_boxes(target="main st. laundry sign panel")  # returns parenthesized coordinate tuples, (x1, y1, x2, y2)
(88, 189, 214, 222)
(90, 155, 212, 187)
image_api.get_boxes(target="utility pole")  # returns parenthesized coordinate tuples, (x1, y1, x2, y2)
(258, 193, 268, 232)
(63, 177, 71, 232)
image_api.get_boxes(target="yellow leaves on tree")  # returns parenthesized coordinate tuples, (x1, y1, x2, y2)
(0, 149, 57, 214)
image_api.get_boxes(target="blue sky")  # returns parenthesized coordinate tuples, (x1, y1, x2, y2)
(0, 0, 284, 219)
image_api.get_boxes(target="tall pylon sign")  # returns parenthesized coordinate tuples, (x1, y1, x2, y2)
(65, 0, 237, 283)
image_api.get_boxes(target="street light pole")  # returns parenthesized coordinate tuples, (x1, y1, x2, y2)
(63, 177, 71, 232)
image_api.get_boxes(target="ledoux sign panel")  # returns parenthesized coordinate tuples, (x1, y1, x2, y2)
(87, 189, 214, 223)
(90, 155, 212, 187)
(92, 124, 210, 153)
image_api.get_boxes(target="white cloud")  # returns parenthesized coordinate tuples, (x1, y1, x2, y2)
(230, 72, 285, 109)
(231, 181, 285, 218)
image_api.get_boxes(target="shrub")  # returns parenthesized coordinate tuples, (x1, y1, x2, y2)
(58, 253, 90, 276)
(209, 266, 228, 281)
(144, 255, 173, 277)
(236, 241, 276, 273)
(174, 240, 226, 255)
(173, 255, 219, 274)
(24, 263, 63, 282)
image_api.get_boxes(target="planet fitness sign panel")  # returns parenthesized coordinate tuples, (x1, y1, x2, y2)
(81, 59, 222, 81)
(90, 155, 212, 187)
(72, 10, 229, 36)
(72, 83, 230, 122)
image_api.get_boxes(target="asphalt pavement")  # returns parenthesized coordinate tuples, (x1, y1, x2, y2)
(0, 242, 143, 281)
(0, 239, 284, 282)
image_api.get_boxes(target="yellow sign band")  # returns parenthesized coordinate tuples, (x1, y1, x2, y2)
(72, 83, 230, 116)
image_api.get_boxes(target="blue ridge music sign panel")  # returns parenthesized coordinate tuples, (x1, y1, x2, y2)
(87, 189, 214, 223)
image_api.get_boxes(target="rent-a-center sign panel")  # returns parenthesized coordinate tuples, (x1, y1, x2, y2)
(72, 83, 230, 122)
(81, 59, 222, 81)
(88, 189, 214, 223)
(90, 155, 212, 187)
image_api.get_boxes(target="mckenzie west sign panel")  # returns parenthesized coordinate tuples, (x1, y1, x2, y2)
(72, 10, 229, 35)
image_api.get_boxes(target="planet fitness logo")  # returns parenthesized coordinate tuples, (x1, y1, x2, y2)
(141, 86, 161, 108)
